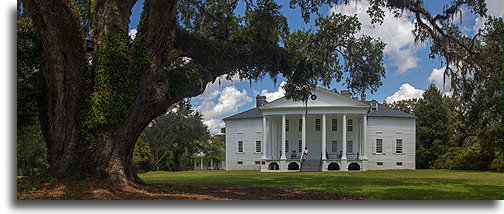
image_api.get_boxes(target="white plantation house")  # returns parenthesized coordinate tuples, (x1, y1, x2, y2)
(223, 87, 416, 172)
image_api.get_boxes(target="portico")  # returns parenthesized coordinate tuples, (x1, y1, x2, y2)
(258, 88, 370, 172)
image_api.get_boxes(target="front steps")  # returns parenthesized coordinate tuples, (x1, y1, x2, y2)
(300, 159, 322, 172)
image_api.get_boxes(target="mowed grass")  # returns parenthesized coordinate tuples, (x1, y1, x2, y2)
(139, 169, 503, 200)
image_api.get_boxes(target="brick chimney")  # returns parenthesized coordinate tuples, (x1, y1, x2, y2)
(340, 90, 351, 98)
(360, 93, 366, 102)
(256, 95, 268, 107)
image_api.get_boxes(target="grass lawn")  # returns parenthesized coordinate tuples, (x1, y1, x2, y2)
(139, 169, 503, 200)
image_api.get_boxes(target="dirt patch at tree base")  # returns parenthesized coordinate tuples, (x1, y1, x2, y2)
(17, 176, 366, 200)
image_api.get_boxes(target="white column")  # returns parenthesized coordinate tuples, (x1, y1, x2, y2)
(361, 114, 368, 160)
(302, 114, 306, 158)
(281, 115, 287, 160)
(200, 158, 203, 170)
(262, 116, 267, 160)
(322, 114, 327, 160)
(210, 159, 213, 170)
(342, 114, 347, 160)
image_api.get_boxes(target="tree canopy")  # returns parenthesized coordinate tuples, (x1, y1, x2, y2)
(143, 101, 209, 171)
(17, 0, 497, 182)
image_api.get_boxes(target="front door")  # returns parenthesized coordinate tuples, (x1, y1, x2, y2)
(306, 140, 321, 160)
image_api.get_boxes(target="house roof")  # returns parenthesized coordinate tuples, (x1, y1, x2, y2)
(191, 152, 205, 158)
(366, 101, 417, 119)
(259, 87, 368, 110)
(223, 107, 263, 120)
(223, 92, 416, 121)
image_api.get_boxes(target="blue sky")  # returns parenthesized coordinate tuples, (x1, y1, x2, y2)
(128, 0, 503, 134)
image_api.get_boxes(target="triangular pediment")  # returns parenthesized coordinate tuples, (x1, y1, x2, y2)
(259, 87, 368, 110)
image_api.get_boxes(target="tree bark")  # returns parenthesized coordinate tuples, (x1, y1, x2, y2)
(21, 0, 289, 183)
(21, 0, 162, 183)
(22, 0, 88, 176)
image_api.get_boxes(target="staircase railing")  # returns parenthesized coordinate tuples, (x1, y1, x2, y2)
(319, 153, 323, 168)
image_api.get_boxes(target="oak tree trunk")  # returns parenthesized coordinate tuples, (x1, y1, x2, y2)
(22, 0, 288, 183)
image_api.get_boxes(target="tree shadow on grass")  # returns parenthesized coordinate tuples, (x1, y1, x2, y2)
(142, 171, 503, 200)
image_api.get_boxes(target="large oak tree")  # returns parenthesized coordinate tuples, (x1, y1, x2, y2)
(19, 0, 490, 183)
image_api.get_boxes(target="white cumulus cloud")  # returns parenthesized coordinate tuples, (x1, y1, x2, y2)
(260, 81, 286, 102)
(193, 75, 252, 134)
(330, 1, 420, 73)
(385, 83, 424, 103)
(473, 0, 504, 32)
(129, 29, 137, 40)
(428, 67, 453, 96)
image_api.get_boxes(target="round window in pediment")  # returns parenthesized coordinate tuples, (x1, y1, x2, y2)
(310, 94, 317, 101)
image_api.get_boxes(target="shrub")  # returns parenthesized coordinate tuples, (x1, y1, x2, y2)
(490, 153, 503, 172)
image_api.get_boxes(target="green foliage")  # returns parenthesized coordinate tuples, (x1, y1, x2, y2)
(17, 5, 49, 177)
(433, 17, 504, 171)
(133, 133, 154, 173)
(345, 35, 386, 96)
(17, 4, 44, 130)
(432, 134, 502, 172)
(198, 135, 225, 164)
(489, 152, 503, 173)
(17, 122, 48, 176)
(143, 101, 210, 171)
(282, 13, 385, 101)
(237, 0, 289, 46)
(384, 98, 418, 115)
(79, 32, 149, 144)
(18, 176, 59, 192)
(414, 85, 453, 169)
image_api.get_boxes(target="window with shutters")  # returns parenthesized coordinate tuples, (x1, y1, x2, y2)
(286, 119, 290, 132)
(315, 119, 321, 131)
(285, 140, 289, 151)
(256, 141, 261, 153)
(331, 119, 337, 131)
(298, 119, 302, 131)
(376, 139, 383, 154)
(298, 140, 302, 152)
(347, 119, 353, 131)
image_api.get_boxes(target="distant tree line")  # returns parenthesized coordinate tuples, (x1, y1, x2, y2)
(132, 101, 225, 173)
(389, 16, 504, 172)
(387, 85, 502, 172)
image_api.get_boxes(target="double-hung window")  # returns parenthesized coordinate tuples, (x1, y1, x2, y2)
(238, 141, 243, 153)
(376, 139, 383, 154)
(347, 141, 353, 153)
(256, 141, 261, 153)
(396, 139, 403, 153)
(298, 119, 302, 131)
(331, 140, 338, 153)
(285, 140, 289, 151)
(331, 119, 337, 131)
(315, 119, 321, 131)
(347, 119, 353, 131)
(285, 119, 290, 132)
